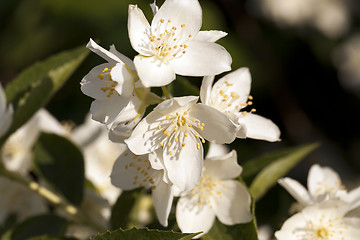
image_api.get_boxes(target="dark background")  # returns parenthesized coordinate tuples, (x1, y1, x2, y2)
(1, 0, 359, 231)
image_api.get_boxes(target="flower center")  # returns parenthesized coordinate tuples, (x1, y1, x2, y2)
(156, 111, 206, 156)
(190, 174, 226, 208)
(148, 19, 192, 63)
(97, 65, 120, 98)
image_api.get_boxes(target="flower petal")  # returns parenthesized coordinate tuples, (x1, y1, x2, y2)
(205, 150, 242, 180)
(194, 30, 228, 42)
(151, 0, 202, 42)
(154, 96, 198, 115)
(278, 177, 313, 206)
(307, 164, 342, 198)
(189, 103, 237, 144)
(205, 143, 229, 159)
(90, 96, 128, 125)
(210, 67, 251, 112)
(212, 180, 252, 225)
(236, 113, 281, 142)
(152, 181, 173, 227)
(200, 76, 214, 105)
(86, 38, 121, 64)
(128, 5, 152, 56)
(110, 149, 153, 190)
(163, 132, 203, 192)
(134, 55, 175, 87)
(0, 104, 13, 138)
(171, 41, 232, 77)
(125, 110, 164, 155)
(176, 195, 215, 237)
(110, 63, 134, 98)
(109, 44, 135, 70)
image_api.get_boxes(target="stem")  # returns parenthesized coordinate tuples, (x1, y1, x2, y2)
(0, 160, 105, 232)
(161, 86, 171, 99)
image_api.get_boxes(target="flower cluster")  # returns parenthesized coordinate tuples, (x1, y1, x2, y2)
(81, 0, 280, 235)
(275, 164, 360, 240)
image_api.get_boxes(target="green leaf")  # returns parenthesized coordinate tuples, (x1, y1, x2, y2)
(110, 189, 145, 230)
(7, 214, 68, 240)
(168, 76, 200, 97)
(203, 198, 258, 240)
(91, 228, 200, 240)
(0, 45, 88, 146)
(249, 142, 320, 201)
(33, 133, 85, 205)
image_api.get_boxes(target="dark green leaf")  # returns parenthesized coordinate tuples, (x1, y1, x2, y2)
(33, 133, 85, 205)
(110, 189, 145, 230)
(8, 214, 68, 240)
(0, 45, 88, 146)
(91, 228, 200, 240)
(249, 142, 320, 201)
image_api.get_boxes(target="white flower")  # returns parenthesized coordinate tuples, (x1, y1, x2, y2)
(71, 114, 124, 206)
(278, 164, 360, 211)
(0, 177, 47, 225)
(128, 0, 232, 87)
(175, 149, 252, 237)
(200, 67, 280, 142)
(0, 82, 13, 138)
(275, 200, 360, 240)
(125, 96, 237, 191)
(110, 147, 174, 227)
(81, 39, 151, 136)
(1, 109, 67, 176)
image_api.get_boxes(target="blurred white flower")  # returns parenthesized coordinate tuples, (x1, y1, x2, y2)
(0, 82, 13, 138)
(275, 199, 360, 240)
(125, 96, 237, 192)
(71, 115, 124, 207)
(1, 109, 66, 176)
(0, 177, 47, 225)
(175, 149, 252, 237)
(258, 224, 273, 240)
(278, 164, 360, 211)
(110, 147, 174, 227)
(200, 67, 280, 142)
(252, 0, 350, 38)
(128, 0, 232, 87)
(333, 33, 360, 93)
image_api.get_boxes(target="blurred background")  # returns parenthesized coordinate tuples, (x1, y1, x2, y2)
(1, 0, 360, 233)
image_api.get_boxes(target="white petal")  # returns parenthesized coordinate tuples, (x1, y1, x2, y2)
(176, 196, 215, 237)
(109, 44, 135, 70)
(236, 113, 281, 142)
(210, 68, 251, 112)
(0, 104, 13, 138)
(189, 103, 237, 144)
(346, 186, 360, 209)
(148, 149, 165, 171)
(151, 0, 202, 42)
(152, 181, 173, 227)
(171, 41, 232, 77)
(36, 109, 67, 136)
(86, 39, 121, 64)
(194, 30, 228, 42)
(110, 63, 134, 98)
(205, 143, 229, 159)
(200, 76, 214, 105)
(278, 178, 313, 206)
(274, 212, 306, 240)
(110, 149, 153, 190)
(81, 64, 113, 100)
(205, 150, 242, 180)
(125, 110, 164, 155)
(163, 132, 203, 192)
(154, 96, 198, 115)
(134, 55, 175, 87)
(307, 164, 342, 198)
(150, 0, 158, 16)
(128, 5, 152, 56)
(212, 180, 252, 225)
(90, 96, 128, 125)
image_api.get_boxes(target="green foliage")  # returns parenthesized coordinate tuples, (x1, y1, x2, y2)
(0, 45, 88, 146)
(168, 76, 200, 97)
(33, 133, 85, 206)
(91, 228, 200, 240)
(204, 198, 258, 240)
(110, 189, 145, 230)
(4, 214, 68, 240)
(249, 143, 320, 201)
